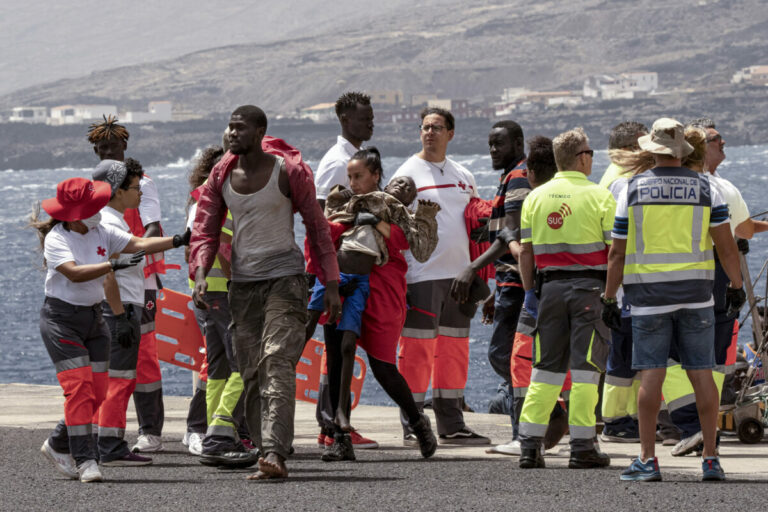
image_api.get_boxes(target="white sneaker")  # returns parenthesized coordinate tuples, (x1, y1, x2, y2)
(671, 430, 703, 457)
(132, 434, 164, 453)
(187, 433, 203, 456)
(77, 460, 103, 483)
(493, 439, 522, 455)
(40, 440, 78, 479)
(182, 432, 190, 447)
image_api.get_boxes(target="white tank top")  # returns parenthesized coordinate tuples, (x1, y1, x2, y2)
(223, 156, 305, 281)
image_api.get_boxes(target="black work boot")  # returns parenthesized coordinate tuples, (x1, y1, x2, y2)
(519, 447, 545, 469)
(199, 451, 258, 468)
(322, 433, 356, 462)
(568, 448, 611, 469)
(410, 413, 437, 458)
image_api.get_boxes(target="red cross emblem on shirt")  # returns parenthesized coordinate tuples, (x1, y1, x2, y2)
(97, 246, 106, 256)
(457, 180, 467, 190)
(146, 300, 155, 311)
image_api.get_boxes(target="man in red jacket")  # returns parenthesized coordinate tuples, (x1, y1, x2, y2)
(190, 105, 341, 480)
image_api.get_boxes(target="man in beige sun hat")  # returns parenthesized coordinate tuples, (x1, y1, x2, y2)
(637, 117, 694, 159)
(602, 116, 744, 482)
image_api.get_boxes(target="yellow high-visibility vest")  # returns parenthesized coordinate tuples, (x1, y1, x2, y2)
(618, 168, 727, 308)
(521, 171, 615, 272)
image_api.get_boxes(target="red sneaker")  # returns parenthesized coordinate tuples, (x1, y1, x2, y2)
(318, 432, 334, 448)
(350, 430, 379, 449)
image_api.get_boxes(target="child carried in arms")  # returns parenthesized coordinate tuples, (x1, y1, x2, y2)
(306, 176, 440, 431)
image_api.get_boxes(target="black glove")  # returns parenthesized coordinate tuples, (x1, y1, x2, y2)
(726, 286, 747, 317)
(110, 250, 145, 271)
(355, 212, 381, 226)
(737, 238, 750, 255)
(115, 312, 135, 348)
(470, 217, 490, 243)
(601, 299, 622, 331)
(496, 227, 520, 245)
(173, 228, 191, 248)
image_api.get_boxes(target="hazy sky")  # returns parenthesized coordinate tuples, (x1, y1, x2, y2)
(0, 0, 419, 96)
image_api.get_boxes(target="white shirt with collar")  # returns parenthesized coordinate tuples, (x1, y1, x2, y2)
(314, 135, 359, 200)
(390, 154, 479, 284)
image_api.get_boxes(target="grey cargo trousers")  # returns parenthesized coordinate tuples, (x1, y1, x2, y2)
(229, 274, 307, 459)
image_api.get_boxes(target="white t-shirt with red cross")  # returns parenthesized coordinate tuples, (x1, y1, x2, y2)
(390, 154, 478, 283)
(44, 222, 132, 306)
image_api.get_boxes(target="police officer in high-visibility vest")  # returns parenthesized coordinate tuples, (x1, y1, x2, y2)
(517, 127, 615, 469)
(602, 118, 745, 482)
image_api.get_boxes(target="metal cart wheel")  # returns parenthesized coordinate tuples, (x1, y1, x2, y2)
(737, 417, 765, 444)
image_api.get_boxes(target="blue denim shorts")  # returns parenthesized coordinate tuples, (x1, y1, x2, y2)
(307, 273, 370, 337)
(631, 307, 715, 370)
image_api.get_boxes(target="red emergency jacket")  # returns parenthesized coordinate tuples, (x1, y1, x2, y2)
(124, 176, 178, 278)
(464, 196, 495, 281)
(189, 136, 339, 285)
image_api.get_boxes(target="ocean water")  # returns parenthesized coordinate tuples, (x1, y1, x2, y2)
(2, 145, 768, 413)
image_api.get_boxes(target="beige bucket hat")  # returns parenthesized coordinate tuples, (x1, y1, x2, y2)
(637, 117, 694, 159)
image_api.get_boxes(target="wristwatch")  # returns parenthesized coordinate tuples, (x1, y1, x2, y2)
(600, 293, 617, 305)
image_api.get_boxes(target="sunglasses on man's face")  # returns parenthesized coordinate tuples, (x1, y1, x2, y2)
(706, 134, 723, 144)
(576, 149, 594, 157)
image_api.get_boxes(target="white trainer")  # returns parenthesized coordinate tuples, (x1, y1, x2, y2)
(493, 439, 522, 456)
(182, 432, 190, 447)
(77, 460, 103, 483)
(40, 440, 78, 479)
(671, 430, 704, 457)
(187, 433, 203, 456)
(132, 434, 164, 453)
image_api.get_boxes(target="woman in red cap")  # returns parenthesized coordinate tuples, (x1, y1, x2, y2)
(32, 176, 189, 483)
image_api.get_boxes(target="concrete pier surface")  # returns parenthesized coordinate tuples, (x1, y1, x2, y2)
(2, 383, 768, 511)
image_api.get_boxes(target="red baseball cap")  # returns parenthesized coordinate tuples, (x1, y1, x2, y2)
(41, 177, 112, 222)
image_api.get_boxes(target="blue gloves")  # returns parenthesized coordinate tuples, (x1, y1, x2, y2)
(523, 289, 539, 319)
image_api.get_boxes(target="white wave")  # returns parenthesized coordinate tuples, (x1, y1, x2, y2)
(164, 157, 192, 169)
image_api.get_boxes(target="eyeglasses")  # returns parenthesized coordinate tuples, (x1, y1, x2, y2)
(706, 134, 723, 144)
(576, 149, 594, 157)
(420, 124, 446, 134)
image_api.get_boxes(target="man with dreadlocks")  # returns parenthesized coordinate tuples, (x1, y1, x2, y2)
(88, 116, 170, 453)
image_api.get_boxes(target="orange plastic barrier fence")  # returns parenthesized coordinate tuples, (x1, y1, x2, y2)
(155, 289, 205, 371)
(296, 338, 367, 410)
(155, 290, 366, 408)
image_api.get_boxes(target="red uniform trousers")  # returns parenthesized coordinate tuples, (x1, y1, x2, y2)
(40, 297, 110, 465)
(398, 278, 472, 436)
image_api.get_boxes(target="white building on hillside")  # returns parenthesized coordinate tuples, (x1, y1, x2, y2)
(583, 72, 658, 100)
(123, 101, 173, 123)
(501, 88, 530, 103)
(299, 102, 336, 122)
(732, 65, 768, 86)
(49, 104, 118, 125)
(9, 106, 48, 123)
